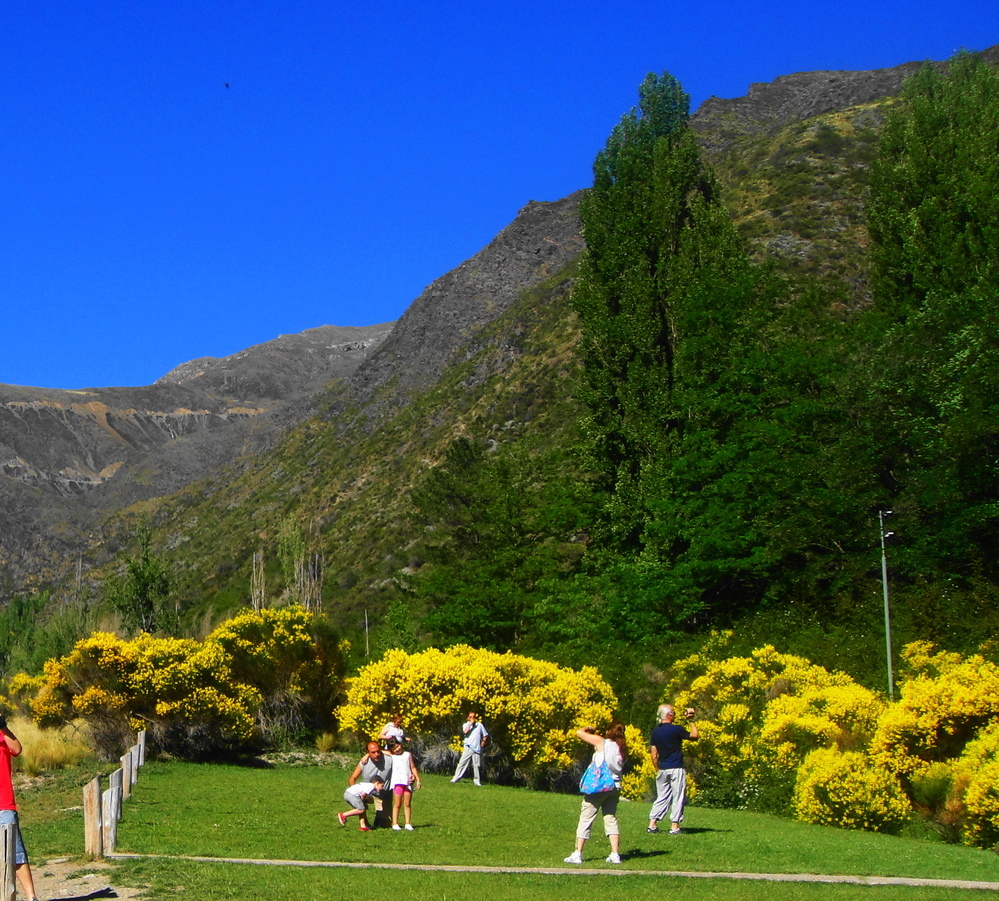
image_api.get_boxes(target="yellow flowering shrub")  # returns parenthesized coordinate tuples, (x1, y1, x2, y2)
(206, 606, 348, 733)
(2, 673, 45, 718)
(338, 645, 619, 787)
(22, 607, 347, 760)
(871, 643, 999, 781)
(956, 723, 999, 847)
(29, 631, 258, 759)
(866, 644, 999, 848)
(756, 683, 885, 771)
(620, 722, 655, 801)
(666, 636, 875, 812)
(793, 747, 912, 833)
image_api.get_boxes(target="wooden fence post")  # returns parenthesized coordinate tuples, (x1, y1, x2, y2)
(138, 729, 147, 766)
(101, 786, 118, 853)
(102, 768, 124, 853)
(1, 822, 16, 901)
(108, 768, 123, 817)
(120, 752, 133, 799)
(83, 776, 103, 859)
(129, 744, 140, 784)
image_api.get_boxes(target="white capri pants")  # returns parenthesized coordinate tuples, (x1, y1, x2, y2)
(575, 789, 621, 839)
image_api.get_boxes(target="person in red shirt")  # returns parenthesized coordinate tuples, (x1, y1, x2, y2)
(0, 714, 40, 901)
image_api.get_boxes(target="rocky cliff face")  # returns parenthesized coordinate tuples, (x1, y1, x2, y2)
(0, 387, 262, 497)
(336, 192, 584, 424)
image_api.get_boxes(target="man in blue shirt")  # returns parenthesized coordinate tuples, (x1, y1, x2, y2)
(450, 711, 490, 786)
(647, 704, 699, 835)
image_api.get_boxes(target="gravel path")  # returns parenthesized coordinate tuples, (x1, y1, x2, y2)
(107, 852, 999, 892)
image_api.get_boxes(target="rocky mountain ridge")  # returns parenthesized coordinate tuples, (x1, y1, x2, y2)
(691, 43, 999, 153)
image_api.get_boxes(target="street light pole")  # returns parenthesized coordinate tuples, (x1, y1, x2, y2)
(879, 509, 895, 701)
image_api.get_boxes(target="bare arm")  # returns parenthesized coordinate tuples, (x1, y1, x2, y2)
(347, 756, 367, 786)
(0, 721, 22, 757)
(649, 745, 659, 768)
(576, 728, 604, 750)
(410, 758, 421, 786)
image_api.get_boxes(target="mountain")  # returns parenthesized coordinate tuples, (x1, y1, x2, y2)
(0, 323, 392, 589)
(2, 44, 996, 617)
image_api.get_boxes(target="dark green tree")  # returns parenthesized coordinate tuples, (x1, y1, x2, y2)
(571, 71, 874, 633)
(573, 72, 750, 551)
(866, 53, 999, 582)
(105, 524, 174, 634)
(409, 437, 590, 649)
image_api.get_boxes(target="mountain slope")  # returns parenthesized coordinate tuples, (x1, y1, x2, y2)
(4, 44, 997, 613)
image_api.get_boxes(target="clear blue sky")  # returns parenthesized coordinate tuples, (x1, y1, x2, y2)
(3, 1, 997, 390)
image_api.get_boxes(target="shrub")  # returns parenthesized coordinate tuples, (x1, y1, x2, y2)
(23, 607, 348, 760)
(31, 631, 260, 760)
(665, 636, 875, 812)
(206, 607, 349, 737)
(337, 645, 619, 788)
(793, 747, 911, 833)
(870, 642, 999, 781)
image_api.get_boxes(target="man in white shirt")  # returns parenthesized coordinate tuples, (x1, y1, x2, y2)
(450, 711, 489, 786)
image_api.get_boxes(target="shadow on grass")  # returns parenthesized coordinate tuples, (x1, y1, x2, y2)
(49, 889, 118, 901)
(624, 849, 670, 860)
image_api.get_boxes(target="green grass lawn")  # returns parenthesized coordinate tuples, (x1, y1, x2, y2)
(17, 758, 999, 900)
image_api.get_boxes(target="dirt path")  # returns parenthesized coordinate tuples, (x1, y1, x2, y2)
(106, 852, 999, 892)
(29, 857, 145, 901)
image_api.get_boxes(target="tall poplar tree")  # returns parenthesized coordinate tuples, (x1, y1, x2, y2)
(572, 72, 750, 553)
(571, 72, 864, 634)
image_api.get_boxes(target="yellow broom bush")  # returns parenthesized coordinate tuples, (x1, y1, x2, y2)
(338, 645, 620, 787)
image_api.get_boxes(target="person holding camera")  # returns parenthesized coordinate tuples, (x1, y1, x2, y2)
(450, 712, 489, 786)
(0, 714, 41, 901)
(647, 704, 698, 835)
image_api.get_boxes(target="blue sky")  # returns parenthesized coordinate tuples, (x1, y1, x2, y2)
(3, 1, 997, 390)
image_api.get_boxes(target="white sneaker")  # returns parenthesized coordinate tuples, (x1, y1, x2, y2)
(392, 824, 402, 831)
(564, 851, 582, 864)
(606, 852, 621, 864)
(404, 823, 414, 831)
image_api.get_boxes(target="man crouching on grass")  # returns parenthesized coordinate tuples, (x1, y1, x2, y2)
(1, 713, 41, 901)
(338, 778, 385, 832)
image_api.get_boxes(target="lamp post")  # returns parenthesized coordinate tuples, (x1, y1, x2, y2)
(879, 509, 895, 701)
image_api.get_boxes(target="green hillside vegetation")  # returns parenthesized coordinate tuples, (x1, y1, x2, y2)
(706, 101, 884, 305)
(5, 54, 999, 727)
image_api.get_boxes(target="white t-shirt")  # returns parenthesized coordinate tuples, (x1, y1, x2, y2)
(345, 781, 379, 799)
(389, 750, 414, 788)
